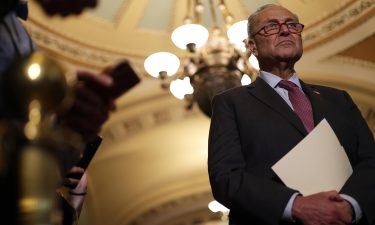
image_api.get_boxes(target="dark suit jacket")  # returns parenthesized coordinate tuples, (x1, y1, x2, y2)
(208, 77, 375, 225)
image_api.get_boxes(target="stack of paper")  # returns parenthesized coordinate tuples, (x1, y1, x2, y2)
(272, 119, 353, 195)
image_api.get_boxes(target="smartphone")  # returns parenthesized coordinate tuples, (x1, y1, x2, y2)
(103, 59, 141, 99)
(76, 136, 102, 169)
(65, 136, 102, 182)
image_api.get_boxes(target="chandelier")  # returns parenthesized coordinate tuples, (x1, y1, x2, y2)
(143, 0, 259, 117)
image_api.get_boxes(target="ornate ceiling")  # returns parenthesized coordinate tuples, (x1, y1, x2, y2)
(24, 0, 375, 225)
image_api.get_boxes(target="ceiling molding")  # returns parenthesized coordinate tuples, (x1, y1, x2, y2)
(300, 0, 356, 28)
(24, 22, 142, 70)
(100, 95, 202, 148)
(110, 175, 212, 225)
(328, 55, 375, 71)
(303, 0, 375, 51)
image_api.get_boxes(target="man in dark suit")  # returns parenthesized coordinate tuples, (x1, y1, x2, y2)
(208, 4, 375, 225)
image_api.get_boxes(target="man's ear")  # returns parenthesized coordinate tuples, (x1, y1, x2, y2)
(248, 38, 258, 57)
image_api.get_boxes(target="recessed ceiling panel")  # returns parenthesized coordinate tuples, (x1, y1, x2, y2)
(338, 34, 375, 63)
(89, 0, 128, 21)
(138, 0, 174, 31)
(242, 0, 279, 13)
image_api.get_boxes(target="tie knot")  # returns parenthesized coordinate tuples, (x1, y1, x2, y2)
(278, 80, 298, 91)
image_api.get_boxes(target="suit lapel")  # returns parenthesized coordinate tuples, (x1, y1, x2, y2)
(247, 77, 308, 136)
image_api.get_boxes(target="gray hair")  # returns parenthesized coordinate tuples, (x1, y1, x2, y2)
(247, 4, 299, 39)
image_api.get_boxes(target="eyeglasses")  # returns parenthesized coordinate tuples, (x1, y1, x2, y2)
(253, 22, 304, 36)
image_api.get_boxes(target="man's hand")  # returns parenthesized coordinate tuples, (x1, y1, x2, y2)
(59, 70, 115, 143)
(292, 190, 353, 225)
(62, 166, 86, 189)
(59, 166, 88, 213)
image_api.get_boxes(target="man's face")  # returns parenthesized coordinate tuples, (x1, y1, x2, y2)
(249, 6, 303, 66)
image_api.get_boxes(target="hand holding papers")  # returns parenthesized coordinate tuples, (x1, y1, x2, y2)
(272, 119, 353, 195)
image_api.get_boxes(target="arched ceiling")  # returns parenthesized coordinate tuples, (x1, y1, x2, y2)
(24, 1, 375, 225)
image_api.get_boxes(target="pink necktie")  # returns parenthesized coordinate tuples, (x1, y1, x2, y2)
(278, 80, 314, 132)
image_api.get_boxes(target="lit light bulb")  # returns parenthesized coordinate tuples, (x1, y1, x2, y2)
(208, 200, 230, 213)
(241, 74, 252, 85)
(169, 77, 194, 100)
(249, 54, 260, 70)
(171, 24, 209, 50)
(144, 52, 180, 78)
(227, 20, 248, 49)
(27, 63, 41, 80)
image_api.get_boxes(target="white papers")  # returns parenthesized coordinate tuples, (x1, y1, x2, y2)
(272, 119, 353, 195)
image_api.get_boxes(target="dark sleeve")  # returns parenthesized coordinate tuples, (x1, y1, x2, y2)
(60, 195, 78, 225)
(208, 93, 296, 224)
(0, 11, 36, 116)
(0, 0, 17, 19)
(339, 91, 375, 224)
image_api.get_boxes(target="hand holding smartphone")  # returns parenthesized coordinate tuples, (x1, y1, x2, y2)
(65, 59, 140, 182)
(101, 59, 141, 99)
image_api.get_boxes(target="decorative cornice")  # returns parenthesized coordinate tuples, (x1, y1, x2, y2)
(303, 0, 375, 50)
(25, 23, 125, 69)
(24, 21, 148, 71)
(328, 55, 375, 71)
(101, 99, 201, 143)
(302, 0, 356, 29)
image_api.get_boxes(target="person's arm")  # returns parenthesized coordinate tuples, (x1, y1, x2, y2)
(55, 70, 115, 224)
(338, 91, 375, 224)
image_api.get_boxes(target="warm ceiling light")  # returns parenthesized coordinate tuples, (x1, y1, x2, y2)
(249, 54, 260, 70)
(171, 24, 209, 50)
(144, 52, 180, 78)
(144, 0, 259, 117)
(27, 63, 42, 80)
(169, 77, 194, 100)
(241, 74, 252, 85)
(227, 20, 248, 50)
(208, 200, 230, 213)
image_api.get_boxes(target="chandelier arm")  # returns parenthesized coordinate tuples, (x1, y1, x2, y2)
(208, 0, 219, 29)
(194, 0, 203, 23)
(217, 0, 233, 30)
(218, 0, 228, 17)
(184, 0, 193, 22)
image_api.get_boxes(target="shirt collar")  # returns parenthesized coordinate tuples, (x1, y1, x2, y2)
(259, 70, 302, 89)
